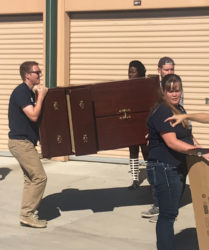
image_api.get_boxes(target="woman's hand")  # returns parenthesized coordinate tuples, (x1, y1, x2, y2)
(202, 153, 209, 162)
(188, 148, 209, 162)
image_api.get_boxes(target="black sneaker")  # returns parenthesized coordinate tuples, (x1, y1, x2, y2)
(141, 205, 159, 218)
(128, 180, 139, 190)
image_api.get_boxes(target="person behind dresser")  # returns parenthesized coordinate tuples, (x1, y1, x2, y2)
(8, 61, 48, 228)
(127, 60, 149, 189)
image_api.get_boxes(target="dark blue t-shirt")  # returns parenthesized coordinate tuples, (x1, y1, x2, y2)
(147, 103, 194, 166)
(8, 82, 39, 146)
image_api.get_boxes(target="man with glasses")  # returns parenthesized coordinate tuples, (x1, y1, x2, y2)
(8, 61, 48, 228)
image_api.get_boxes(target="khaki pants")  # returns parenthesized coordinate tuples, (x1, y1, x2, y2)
(8, 139, 47, 217)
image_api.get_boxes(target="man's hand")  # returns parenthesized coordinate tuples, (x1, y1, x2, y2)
(164, 114, 187, 127)
(24, 85, 48, 122)
(35, 85, 48, 99)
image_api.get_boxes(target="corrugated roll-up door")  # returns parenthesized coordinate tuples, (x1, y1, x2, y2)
(69, 9, 209, 160)
(0, 15, 43, 154)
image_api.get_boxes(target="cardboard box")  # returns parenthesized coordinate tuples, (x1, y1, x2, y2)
(187, 155, 209, 250)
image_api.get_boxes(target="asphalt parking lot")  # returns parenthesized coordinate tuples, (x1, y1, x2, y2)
(0, 156, 199, 250)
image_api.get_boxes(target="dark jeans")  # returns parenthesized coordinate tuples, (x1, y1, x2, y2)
(129, 145, 158, 206)
(146, 161, 186, 250)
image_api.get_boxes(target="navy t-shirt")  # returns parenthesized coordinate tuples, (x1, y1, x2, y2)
(8, 82, 39, 146)
(147, 103, 194, 167)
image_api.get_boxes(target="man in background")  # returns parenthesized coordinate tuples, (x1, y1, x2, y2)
(158, 56, 184, 106)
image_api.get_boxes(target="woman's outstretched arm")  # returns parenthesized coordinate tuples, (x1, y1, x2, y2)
(165, 113, 209, 127)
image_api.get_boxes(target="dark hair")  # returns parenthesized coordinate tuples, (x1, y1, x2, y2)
(19, 61, 39, 81)
(158, 57, 175, 68)
(129, 60, 146, 77)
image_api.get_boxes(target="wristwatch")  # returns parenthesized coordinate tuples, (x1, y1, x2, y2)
(197, 151, 202, 157)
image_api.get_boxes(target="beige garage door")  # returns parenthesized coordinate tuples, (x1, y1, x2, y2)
(69, 8, 209, 160)
(0, 15, 44, 153)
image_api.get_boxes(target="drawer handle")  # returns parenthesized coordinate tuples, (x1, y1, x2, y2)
(83, 134, 88, 143)
(118, 108, 131, 120)
(79, 100, 85, 109)
(53, 101, 59, 111)
(57, 135, 62, 144)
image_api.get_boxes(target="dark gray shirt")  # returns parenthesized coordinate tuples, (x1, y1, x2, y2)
(8, 82, 39, 146)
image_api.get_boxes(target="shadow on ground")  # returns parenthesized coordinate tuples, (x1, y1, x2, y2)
(0, 168, 11, 180)
(175, 228, 199, 250)
(38, 168, 192, 221)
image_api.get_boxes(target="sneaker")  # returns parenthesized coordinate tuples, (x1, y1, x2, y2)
(141, 205, 159, 218)
(20, 213, 47, 228)
(128, 180, 139, 190)
(149, 215, 158, 223)
(149, 215, 177, 223)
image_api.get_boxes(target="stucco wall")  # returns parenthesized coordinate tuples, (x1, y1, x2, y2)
(65, 0, 209, 12)
(1, 0, 209, 14)
(0, 0, 44, 14)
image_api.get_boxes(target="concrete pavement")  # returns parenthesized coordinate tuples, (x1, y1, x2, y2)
(0, 156, 199, 250)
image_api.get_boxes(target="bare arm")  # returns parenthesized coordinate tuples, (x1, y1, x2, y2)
(164, 113, 209, 127)
(23, 85, 48, 122)
(187, 113, 209, 123)
(161, 131, 197, 154)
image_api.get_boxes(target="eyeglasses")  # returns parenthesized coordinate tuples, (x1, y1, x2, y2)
(28, 71, 42, 75)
